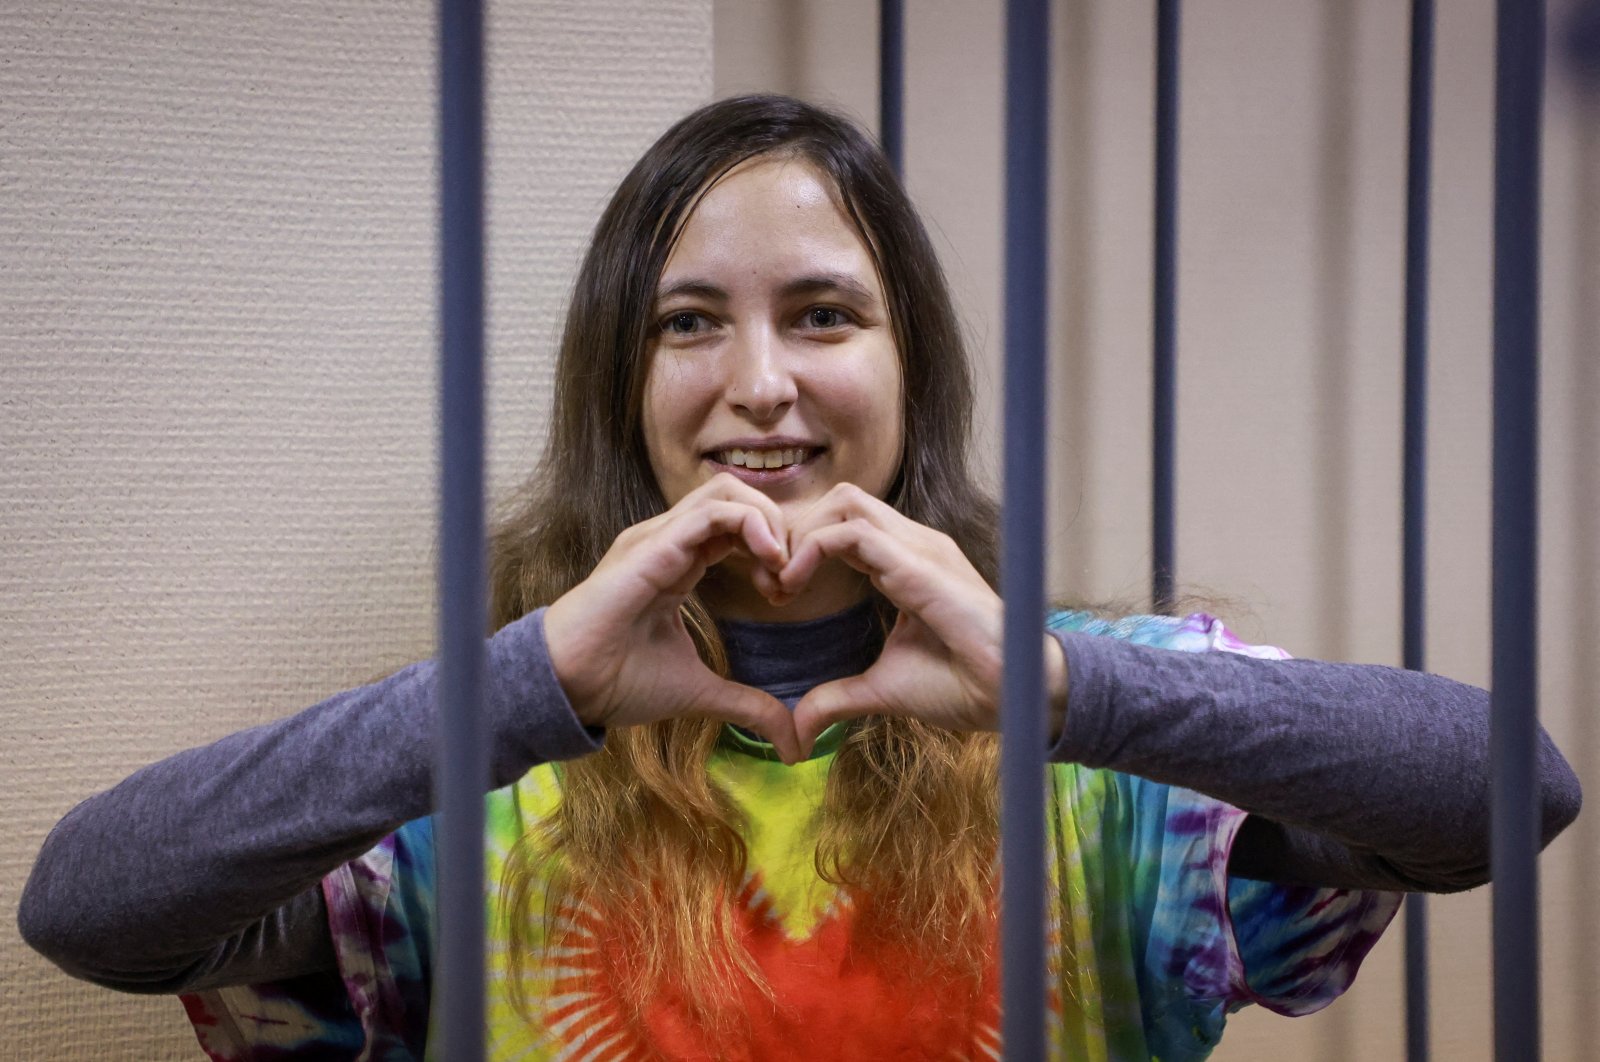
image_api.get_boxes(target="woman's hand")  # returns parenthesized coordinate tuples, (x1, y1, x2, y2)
(544, 474, 802, 763)
(780, 483, 1069, 758)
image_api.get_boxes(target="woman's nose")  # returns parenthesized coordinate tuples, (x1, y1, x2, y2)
(725, 326, 798, 422)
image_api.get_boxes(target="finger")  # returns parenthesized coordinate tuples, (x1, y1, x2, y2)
(748, 562, 789, 604)
(784, 481, 894, 548)
(792, 674, 887, 759)
(674, 516, 788, 606)
(695, 679, 800, 765)
(712, 544, 790, 605)
(693, 473, 790, 563)
(688, 530, 743, 578)
(669, 500, 788, 576)
(780, 518, 902, 596)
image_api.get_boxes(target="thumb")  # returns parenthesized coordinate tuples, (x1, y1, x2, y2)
(699, 678, 801, 765)
(792, 675, 884, 759)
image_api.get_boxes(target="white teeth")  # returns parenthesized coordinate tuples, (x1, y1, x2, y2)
(716, 447, 808, 469)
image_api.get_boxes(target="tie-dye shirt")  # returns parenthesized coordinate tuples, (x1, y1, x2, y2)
(180, 613, 1400, 1061)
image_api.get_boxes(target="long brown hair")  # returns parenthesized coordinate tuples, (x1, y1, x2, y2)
(491, 95, 1002, 1033)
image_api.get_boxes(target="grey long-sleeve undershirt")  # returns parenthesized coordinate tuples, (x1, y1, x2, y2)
(18, 603, 1583, 998)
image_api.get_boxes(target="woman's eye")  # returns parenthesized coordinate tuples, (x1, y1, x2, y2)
(662, 311, 704, 335)
(805, 307, 847, 329)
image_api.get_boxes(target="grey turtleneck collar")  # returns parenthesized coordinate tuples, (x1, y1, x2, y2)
(716, 597, 884, 709)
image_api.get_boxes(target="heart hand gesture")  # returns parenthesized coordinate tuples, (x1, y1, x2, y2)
(544, 476, 1067, 765)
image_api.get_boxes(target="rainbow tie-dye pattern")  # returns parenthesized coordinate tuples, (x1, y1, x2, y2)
(181, 613, 1399, 1060)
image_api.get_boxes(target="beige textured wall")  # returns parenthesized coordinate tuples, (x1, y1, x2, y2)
(0, 1, 711, 1057)
(718, 0, 1597, 1059)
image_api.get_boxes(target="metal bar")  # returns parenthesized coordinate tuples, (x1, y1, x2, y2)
(1151, 0, 1180, 615)
(1001, 0, 1050, 1058)
(437, 0, 488, 1057)
(1404, 895, 1430, 1060)
(1567, 1, 1600, 87)
(1401, 2, 1435, 1059)
(1402, 0, 1435, 743)
(1490, 0, 1544, 1058)
(879, 0, 905, 177)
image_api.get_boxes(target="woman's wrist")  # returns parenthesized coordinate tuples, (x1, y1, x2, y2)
(540, 594, 604, 728)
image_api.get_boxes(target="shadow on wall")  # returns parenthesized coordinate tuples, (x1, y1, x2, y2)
(1311, 0, 1357, 667)
(1049, 0, 1095, 597)
(1563, 107, 1599, 1056)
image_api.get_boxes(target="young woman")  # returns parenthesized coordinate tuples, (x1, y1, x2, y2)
(21, 95, 1582, 1061)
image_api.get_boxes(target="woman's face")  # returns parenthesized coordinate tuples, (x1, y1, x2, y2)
(641, 155, 904, 575)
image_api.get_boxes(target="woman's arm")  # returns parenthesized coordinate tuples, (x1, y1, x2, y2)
(767, 484, 1578, 893)
(20, 475, 803, 994)
(17, 606, 602, 993)
(1048, 629, 1582, 893)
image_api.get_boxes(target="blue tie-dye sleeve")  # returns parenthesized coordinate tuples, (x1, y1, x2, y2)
(1223, 872, 1399, 1015)
(180, 817, 437, 1061)
(1116, 773, 1399, 1058)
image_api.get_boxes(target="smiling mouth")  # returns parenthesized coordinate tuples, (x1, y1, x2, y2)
(707, 446, 821, 471)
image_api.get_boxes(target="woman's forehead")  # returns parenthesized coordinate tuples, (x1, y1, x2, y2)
(657, 157, 881, 299)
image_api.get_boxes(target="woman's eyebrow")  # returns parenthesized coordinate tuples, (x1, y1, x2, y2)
(778, 272, 875, 303)
(655, 279, 727, 304)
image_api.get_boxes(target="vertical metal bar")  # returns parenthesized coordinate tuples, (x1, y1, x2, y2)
(1404, 894, 1430, 1060)
(1002, 1, 1050, 1058)
(1402, 0, 1434, 692)
(437, 0, 488, 1058)
(1491, 0, 1544, 1058)
(1151, 0, 1180, 615)
(1567, 1, 1600, 87)
(879, 0, 905, 177)
(1401, 3, 1435, 1060)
